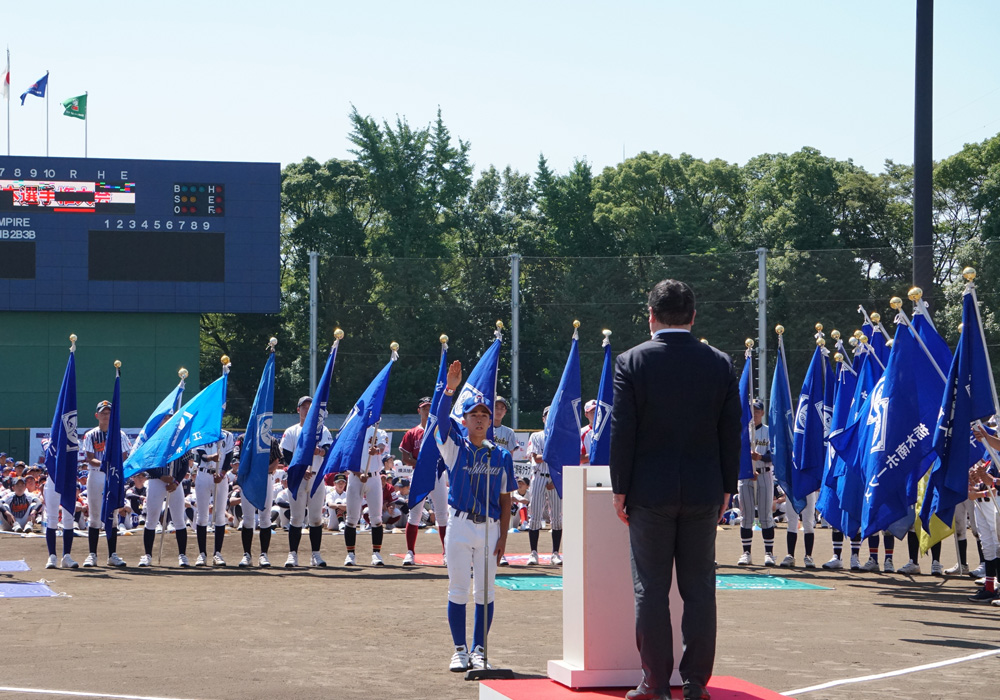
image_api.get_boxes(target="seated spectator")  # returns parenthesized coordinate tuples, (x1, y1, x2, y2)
(326, 473, 348, 531)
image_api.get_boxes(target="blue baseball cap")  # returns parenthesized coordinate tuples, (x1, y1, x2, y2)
(462, 395, 493, 415)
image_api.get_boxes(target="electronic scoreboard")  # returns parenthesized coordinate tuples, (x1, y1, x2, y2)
(0, 156, 280, 313)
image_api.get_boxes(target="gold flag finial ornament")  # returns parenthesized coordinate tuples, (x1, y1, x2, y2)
(114, 360, 121, 369)
(496, 320, 504, 331)
(573, 320, 580, 329)
(849, 337, 858, 348)
(602, 329, 612, 338)
(334, 328, 345, 340)
(908, 287, 923, 301)
(860, 334, 869, 344)
(69, 334, 78, 343)
(870, 312, 881, 324)
(853, 330, 863, 340)
(700, 338, 709, 344)
(269, 337, 278, 347)
(963, 267, 977, 281)
(831, 330, 841, 340)
(815, 323, 823, 332)
(390, 342, 399, 352)
(745, 338, 754, 349)
(220, 355, 230, 366)
(178, 368, 189, 380)
(775, 324, 784, 335)
(816, 337, 826, 347)
(889, 297, 903, 310)
(440, 334, 449, 344)
(834, 352, 844, 363)
(959, 322, 965, 334)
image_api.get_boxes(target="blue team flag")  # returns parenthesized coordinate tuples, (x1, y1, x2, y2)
(450, 337, 502, 441)
(409, 342, 449, 508)
(131, 379, 185, 453)
(236, 351, 276, 511)
(769, 336, 803, 514)
(124, 374, 227, 478)
(543, 331, 582, 498)
(47, 341, 79, 517)
(925, 288, 999, 530)
(817, 359, 858, 534)
(101, 367, 125, 535)
(288, 341, 339, 495)
(313, 354, 396, 493)
(588, 337, 614, 467)
(738, 353, 754, 481)
(19, 73, 48, 105)
(792, 344, 829, 500)
(913, 312, 952, 375)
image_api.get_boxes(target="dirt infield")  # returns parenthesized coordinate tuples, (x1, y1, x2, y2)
(2, 524, 998, 700)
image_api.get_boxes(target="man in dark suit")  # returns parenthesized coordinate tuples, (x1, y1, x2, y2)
(610, 279, 741, 700)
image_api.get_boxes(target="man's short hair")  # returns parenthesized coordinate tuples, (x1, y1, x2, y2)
(648, 279, 695, 325)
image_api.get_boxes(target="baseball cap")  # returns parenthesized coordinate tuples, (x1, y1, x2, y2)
(542, 405, 551, 419)
(381, 453, 393, 463)
(517, 475, 529, 484)
(12, 476, 25, 486)
(398, 478, 411, 488)
(96, 400, 112, 412)
(418, 396, 432, 408)
(333, 473, 347, 483)
(297, 395, 312, 408)
(462, 394, 493, 415)
(584, 399, 597, 412)
(495, 396, 509, 408)
(752, 399, 764, 410)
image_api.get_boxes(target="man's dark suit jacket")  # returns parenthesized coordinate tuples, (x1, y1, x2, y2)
(610, 330, 741, 507)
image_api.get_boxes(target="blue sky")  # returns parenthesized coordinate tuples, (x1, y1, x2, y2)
(4, 1, 999, 177)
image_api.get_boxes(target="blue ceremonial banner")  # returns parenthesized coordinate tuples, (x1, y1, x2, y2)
(314, 356, 395, 493)
(738, 354, 754, 481)
(288, 342, 339, 495)
(925, 289, 998, 530)
(792, 345, 829, 500)
(47, 345, 78, 517)
(409, 344, 449, 508)
(124, 374, 227, 478)
(101, 368, 125, 535)
(236, 352, 276, 511)
(817, 359, 858, 534)
(589, 339, 614, 467)
(19, 73, 47, 105)
(543, 334, 582, 498)
(769, 338, 803, 514)
(132, 380, 185, 453)
(450, 338, 502, 441)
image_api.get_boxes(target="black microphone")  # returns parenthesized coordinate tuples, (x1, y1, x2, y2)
(481, 439, 495, 451)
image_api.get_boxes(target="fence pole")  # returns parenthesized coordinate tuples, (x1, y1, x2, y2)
(757, 247, 768, 410)
(511, 253, 521, 430)
(309, 250, 318, 397)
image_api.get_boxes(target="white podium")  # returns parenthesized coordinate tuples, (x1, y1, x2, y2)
(547, 465, 682, 689)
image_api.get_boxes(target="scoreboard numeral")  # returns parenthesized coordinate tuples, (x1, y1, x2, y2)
(13, 169, 20, 177)
(166, 221, 173, 230)
(203, 222, 210, 230)
(44, 169, 55, 178)
(117, 220, 124, 229)
(141, 220, 148, 229)
(30, 169, 37, 178)
(129, 220, 136, 229)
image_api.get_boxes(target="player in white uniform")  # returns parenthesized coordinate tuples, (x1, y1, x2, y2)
(138, 455, 193, 568)
(238, 438, 284, 567)
(193, 430, 236, 566)
(344, 425, 390, 566)
(780, 491, 818, 568)
(81, 400, 133, 568)
(492, 396, 519, 566)
(279, 396, 333, 568)
(580, 399, 597, 461)
(736, 401, 776, 566)
(525, 406, 563, 566)
(1, 477, 40, 531)
(399, 396, 449, 566)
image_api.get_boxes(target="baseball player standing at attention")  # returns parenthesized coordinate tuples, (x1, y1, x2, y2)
(492, 396, 519, 459)
(436, 361, 515, 672)
(525, 407, 563, 566)
(780, 491, 817, 568)
(81, 400, 133, 567)
(343, 424, 390, 566)
(399, 396, 449, 566)
(238, 438, 284, 567)
(193, 430, 236, 566)
(737, 400, 776, 566)
(279, 396, 333, 568)
(138, 455, 193, 568)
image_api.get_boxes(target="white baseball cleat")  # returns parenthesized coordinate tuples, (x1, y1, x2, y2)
(343, 552, 356, 567)
(849, 554, 861, 571)
(284, 551, 298, 568)
(402, 550, 416, 566)
(82, 553, 98, 568)
(803, 555, 816, 568)
(371, 552, 385, 566)
(45, 554, 57, 569)
(897, 561, 920, 575)
(178, 554, 191, 568)
(527, 551, 539, 566)
(551, 552, 563, 566)
(971, 563, 986, 578)
(861, 557, 880, 572)
(137, 554, 152, 567)
(61, 554, 79, 569)
(449, 645, 470, 672)
(763, 553, 777, 567)
(883, 557, 895, 573)
(22, 523, 33, 533)
(194, 553, 208, 567)
(498, 555, 509, 567)
(442, 554, 447, 567)
(213, 553, 226, 567)
(779, 554, 796, 568)
(931, 560, 943, 576)
(238, 553, 252, 568)
(822, 556, 843, 570)
(258, 553, 271, 568)
(943, 562, 968, 576)
(107, 553, 127, 568)
(470, 645, 492, 670)
(737, 552, 752, 566)
(310, 552, 327, 568)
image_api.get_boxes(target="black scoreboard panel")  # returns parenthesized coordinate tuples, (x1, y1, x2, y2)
(0, 156, 279, 313)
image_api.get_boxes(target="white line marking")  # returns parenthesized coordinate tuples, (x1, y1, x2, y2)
(782, 647, 1000, 695)
(0, 686, 210, 700)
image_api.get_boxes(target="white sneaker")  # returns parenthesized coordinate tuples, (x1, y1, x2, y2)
(107, 553, 126, 568)
(551, 552, 563, 566)
(470, 645, 492, 670)
(822, 556, 843, 570)
(22, 523, 33, 533)
(83, 552, 98, 568)
(897, 560, 921, 575)
(943, 562, 969, 576)
(764, 552, 777, 567)
(779, 554, 795, 568)
(737, 551, 752, 566)
(178, 554, 190, 568)
(442, 554, 447, 567)
(449, 645, 470, 672)
(310, 552, 327, 568)
(239, 553, 252, 568)
(371, 552, 384, 566)
(12, 523, 22, 533)
(527, 551, 539, 566)
(861, 557, 880, 572)
(258, 553, 271, 568)
(45, 554, 57, 569)
(498, 555, 509, 567)
(883, 557, 895, 573)
(138, 554, 152, 567)
(61, 553, 79, 569)
(194, 553, 207, 567)
(344, 552, 356, 566)
(803, 555, 815, 568)
(284, 551, 298, 568)
(213, 553, 226, 567)
(931, 560, 943, 576)
(849, 554, 861, 570)
(971, 563, 986, 578)
(402, 550, 415, 566)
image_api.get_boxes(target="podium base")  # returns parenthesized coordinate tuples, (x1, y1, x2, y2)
(466, 667, 516, 681)
(480, 676, 788, 700)
(546, 659, 646, 689)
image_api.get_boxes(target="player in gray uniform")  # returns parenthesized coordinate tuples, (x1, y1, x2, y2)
(525, 406, 563, 566)
(193, 430, 235, 566)
(81, 400, 133, 568)
(492, 396, 519, 567)
(736, 400, 776, 566)
(1, 477, 41, 532)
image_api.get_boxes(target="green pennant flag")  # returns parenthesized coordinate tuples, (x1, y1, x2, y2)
(61, 94, 87, 120)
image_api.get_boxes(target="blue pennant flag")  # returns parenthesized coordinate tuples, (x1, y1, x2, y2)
(925, 288, 999, 530)
(913, 313, 952, 375)
(47, 343, 79, 517)
(588, 338, 614, 467)
(19, 73, 48, 105)
(738, 353, 754, 481)
(769, 337, 803, 514)
(543, 333, 583, 498)
(288, 341, 339, 495)
(792, 344, 829, 500)
(236, 352, 276, 511)
(817, 359, 859, 534)
(124, 374, 227, 478)
(450, 337, 502, 441)
(313, 355, 396, 493)
(409, 343, 449, 508)
(869, 327, 891, 367)
(101, 368, 125, 535)
(132, 380, 185, 453)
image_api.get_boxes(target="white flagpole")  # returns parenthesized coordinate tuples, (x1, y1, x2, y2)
(45, 70, 49, 157)
(6, 48, 10, 156)
(84, 91, 88, 158)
